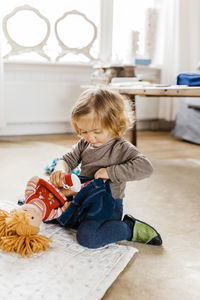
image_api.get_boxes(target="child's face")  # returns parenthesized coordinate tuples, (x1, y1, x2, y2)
(76, 112, 113, 147)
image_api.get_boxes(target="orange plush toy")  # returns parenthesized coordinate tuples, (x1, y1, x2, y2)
(0, 173, 82, 257)
(0, 208, 52, 257)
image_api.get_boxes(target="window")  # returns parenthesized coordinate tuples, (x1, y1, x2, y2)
(0, 0, 100, 62)
(0, 0, 161, 64)
(112, 0, 162, 64)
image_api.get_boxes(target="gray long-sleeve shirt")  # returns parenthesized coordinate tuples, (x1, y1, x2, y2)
(62, 137, 153, 199)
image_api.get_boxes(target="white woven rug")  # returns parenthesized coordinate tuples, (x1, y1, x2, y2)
(0, 201, 137, 300)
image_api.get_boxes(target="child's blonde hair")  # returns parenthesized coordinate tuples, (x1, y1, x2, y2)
(71, 88, 134, 138)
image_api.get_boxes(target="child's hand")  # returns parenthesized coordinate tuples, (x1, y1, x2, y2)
(50, 170, 66, 188)
(94, 168, 109, 180)
(60, 188, 77, 197)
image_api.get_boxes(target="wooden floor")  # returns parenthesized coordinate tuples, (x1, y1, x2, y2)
(0, 131, 199, 300)
(0, 131, 199, 160)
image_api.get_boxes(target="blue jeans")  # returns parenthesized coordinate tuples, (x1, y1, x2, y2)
(76, 199, 132, 248)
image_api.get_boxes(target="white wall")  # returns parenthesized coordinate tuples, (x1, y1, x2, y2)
(0, 62, 160, 136)
(0, 62, 93, 135)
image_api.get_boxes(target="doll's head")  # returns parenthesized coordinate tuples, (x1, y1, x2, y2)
(0, 208, 51, 257)
(18, 203, 43, 227)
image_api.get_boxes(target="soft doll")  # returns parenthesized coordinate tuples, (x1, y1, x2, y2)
(22, 173, 82, 225)
(0, 173, 82, 257)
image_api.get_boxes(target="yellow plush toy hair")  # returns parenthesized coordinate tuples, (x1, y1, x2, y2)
(0, 209, 12, 238)
(0, 209, 52, 257)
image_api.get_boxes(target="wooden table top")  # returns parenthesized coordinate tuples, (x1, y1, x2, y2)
(81, 85, 200, 97)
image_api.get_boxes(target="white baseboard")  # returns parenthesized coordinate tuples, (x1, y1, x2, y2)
(0, 122, 73, 136)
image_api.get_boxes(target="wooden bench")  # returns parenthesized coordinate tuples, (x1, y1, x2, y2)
(81, 85, 200, 145)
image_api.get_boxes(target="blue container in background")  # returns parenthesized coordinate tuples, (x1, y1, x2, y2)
(135, 58, 152, 66)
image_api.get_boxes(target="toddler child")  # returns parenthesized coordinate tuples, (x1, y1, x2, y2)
(50, 87, 162, 248)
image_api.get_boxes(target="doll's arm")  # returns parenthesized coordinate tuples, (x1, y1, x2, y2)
(25, 176, 39, 200)
(45, 201, 71, 221)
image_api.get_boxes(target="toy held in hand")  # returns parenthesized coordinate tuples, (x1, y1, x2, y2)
(0, 173, 83, 257)
(24, 175, 73, 224)
(63, 173, 82, 193)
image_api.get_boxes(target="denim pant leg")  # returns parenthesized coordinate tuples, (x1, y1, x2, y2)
(76, 199, 132, 248)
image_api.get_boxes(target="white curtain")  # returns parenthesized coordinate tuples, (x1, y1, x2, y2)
(158, 0, 200, 121)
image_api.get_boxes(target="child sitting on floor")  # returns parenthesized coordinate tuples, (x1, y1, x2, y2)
(50, 87, 162, 248)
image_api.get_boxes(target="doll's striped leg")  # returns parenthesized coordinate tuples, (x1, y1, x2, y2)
(25, 176, 39, 200)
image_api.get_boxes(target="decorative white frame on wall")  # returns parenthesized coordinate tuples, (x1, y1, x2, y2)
(2, 6, 98, 62)
(2, 5, 51, 61)
(55, 10, 97, 61)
